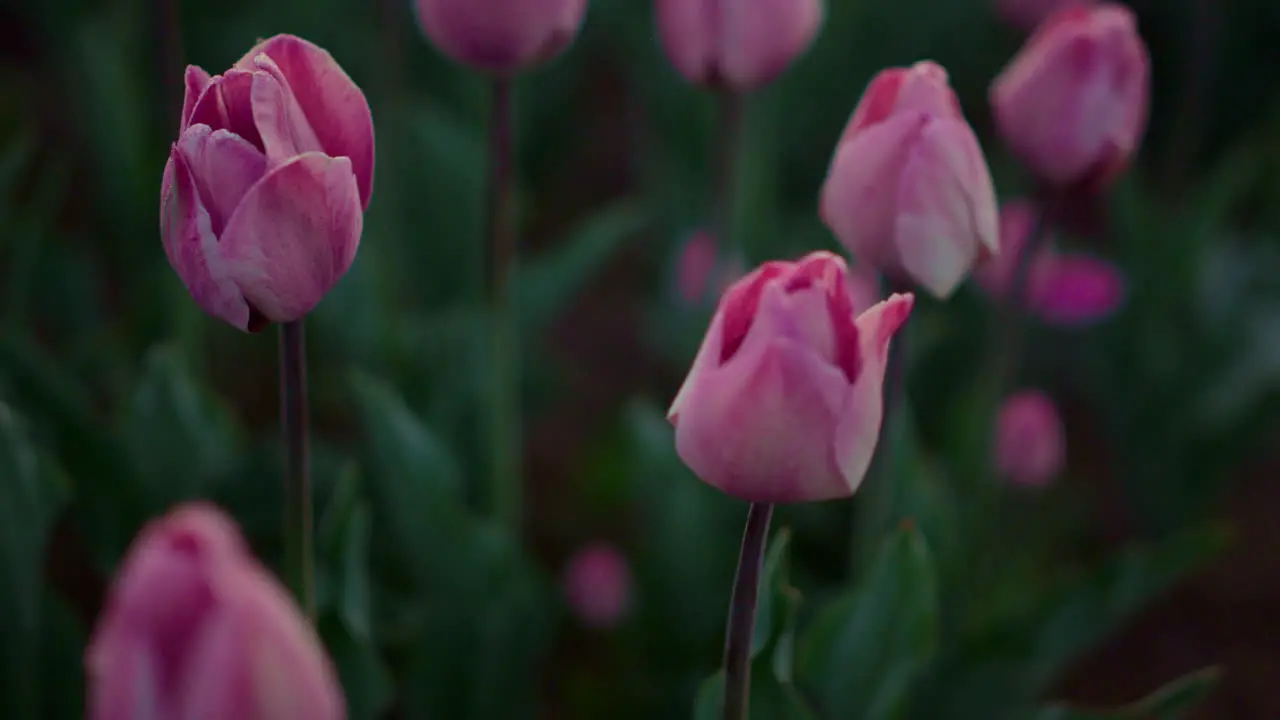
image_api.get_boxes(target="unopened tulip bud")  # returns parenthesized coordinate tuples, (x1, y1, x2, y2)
(996, 0, 1097, 32)
(161, 34, 374, 332)
(563, 543, 633, 629)
(990, 4, 1150, 190)
(86, 503, 344, 720)
(821, 61, 999, 299)
(675, 230, 744, 306)
(414, 0, 588, 74)
(669, 251, 913, 503)
(994, 390, 1066, 486)
(655, 0, 824, 92)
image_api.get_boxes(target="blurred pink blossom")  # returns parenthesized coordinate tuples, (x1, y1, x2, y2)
(996, 0, 1098, 32)
(676, 231, 745, 306)
(995, 390, 1066, 487)
(563, 543, 633, 629)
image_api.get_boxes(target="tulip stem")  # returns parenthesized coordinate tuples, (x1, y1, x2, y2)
(279, 319, 315, 620)
(992, 199, 1055, 392)
(484, 77, 521, 533)
(722, 501, 774, 720)
(714, 90, 747, 258)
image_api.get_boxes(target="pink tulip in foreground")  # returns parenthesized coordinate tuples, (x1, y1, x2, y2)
(161, 34, 374, 332)
(821, 61, 999, 299)
(563, 543, 633, 629)
(990, 4, 1149, 191)
(996, 0, 1097, 32)
(974, 201, 1125, 326)
(995, 390, 1066, 486)
(86, 503, 344, 720)
(414, 0, 588, 74)
(655, 0, 824, 92)
(669, 251, 913, 503)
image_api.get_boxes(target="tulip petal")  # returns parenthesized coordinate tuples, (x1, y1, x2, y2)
(87, 633, 164, 720)
(219, 152, 362, 325)
(237, 34, 375, 208)
(160, 147, 253, 330)
(833, 293, 913, 492)
(188, 72, 261, 149)
(721, 0, 822, 90)
(895, 118, 999, 298)
(1031, 252, 1125, 326)
(674, 337, 850, 503)
(821, 111, 926, 271)
(247, 56, 324, 167)
(181, 66, 212, 133)
(175, 125, 267, 235)
(656, 0, 716, 85)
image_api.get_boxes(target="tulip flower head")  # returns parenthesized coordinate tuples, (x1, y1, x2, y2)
(655, 0, 824, 92)
(990, 4, 1150, 191)
(994, 390, 1066, 487)
(820, 61, 999, 299)
(563, 543, 634, 629)
(669, 251, 913, 503)
(161, 34, 375, 332)
(974, 201, 1125, 326)
(86, 503, 344, 720)
(414, 0, 589, 74)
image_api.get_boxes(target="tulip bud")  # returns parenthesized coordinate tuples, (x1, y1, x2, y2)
(161, 34, 375, 332)
(974, 201, 1125, 326)
(563, 543, 633, 629)
(994, 390, 1065, 487)
(86, 503, 344, 720)
(996, 0, 1097, 32)
(414, 0, 588, 75)
(669, 251, 913, 503)
(990, 4, 1150, 190)
(820, 61, 999, 299)
(675, 230, 744, 306)
(655, 0, 824, 92)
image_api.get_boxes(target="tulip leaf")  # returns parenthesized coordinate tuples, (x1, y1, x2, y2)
(1033, 667, 1220, 720)
(316, 463, 374, 642)
(797, 523, 940, 720)
(751, 527, 795, 658)
(318, 612, 394, 720)
(0, 403, 70, 717)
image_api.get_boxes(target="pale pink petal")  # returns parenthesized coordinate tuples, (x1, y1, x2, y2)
(219, 152, 363, 324)
(175, 125, 267, 235)
(247, 56, 324, 166)
(974, 200, 1042, 297)
(721, 0, 823, 90)
(188, 72, 261, 148)
(842, 68, 908, 141)
(86, 633, 165, 720)
(891, 61, 964, 121)
(181, 66, 212, 133)
(655, 0, 716, 85)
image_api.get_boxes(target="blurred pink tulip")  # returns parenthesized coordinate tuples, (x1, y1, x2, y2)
(974, 201, 1125, 326)
(996, 0, 1097, 32)
(990, 4, 1150, 190)
(563, 543, 633, 629)
(669, 251, 913, 503)
(994, 390, 1066, 486)
(655, 0, 824, 91)
(821, 61, 999, 299)
(414, 0, 588, 74)
(86, 503, 344, 720)
(160, 34, 374, 332)
(676, 231, 744, 306)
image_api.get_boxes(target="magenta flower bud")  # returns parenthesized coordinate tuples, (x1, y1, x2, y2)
(974, 201, 1125, 326)
(414, 0, 588, 75)
(668, 251, 914, 503)
(994, 390, 1066, 486)
(675, 230, 744, 306)
(562, 543, 633, 629)
(990, 4, 1150, 191)
(160, 34, 375, 333)
(86, 503, 344, 720)
(996, 0, 1097, 32)
(655, 0, 824, 92)
(820, 61, 999, 299)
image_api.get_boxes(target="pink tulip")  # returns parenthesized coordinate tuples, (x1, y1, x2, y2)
(414, 0, 588, 74)
(161, 34, 375, 332)
(996, 0, 1097, 32)
(655, 0, 824, 92)
(675, 231, 744, 306)
(86, 503, 344, 720)
(990, 4, 1150, 190)
(994, 390, 1066, 486)
(974, 201, 1125, 326)
(563, 543, 633, 629)
(668, 251, 913, 503)
(820, 61, 999, 299)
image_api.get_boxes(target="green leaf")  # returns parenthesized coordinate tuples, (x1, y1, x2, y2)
(798, 524, 940, 720)
(752, 528, 793, 658)
(316, 463, 374, 641)
(122, 345, 241, 508)
(1034, 667, 1220, 720)
(318, 613, 395, 720)
(0, 403, 70, 717)
(517, 201, 648, 340)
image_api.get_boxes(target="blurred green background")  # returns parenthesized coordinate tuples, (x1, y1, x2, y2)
(2, 0, 1280, 717)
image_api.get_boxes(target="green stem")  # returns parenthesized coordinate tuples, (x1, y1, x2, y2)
(714, 90, 747, 257)
(721, 502, 774, 720)
(279, 319, 315, 619)
(484, 77, 521, 532)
